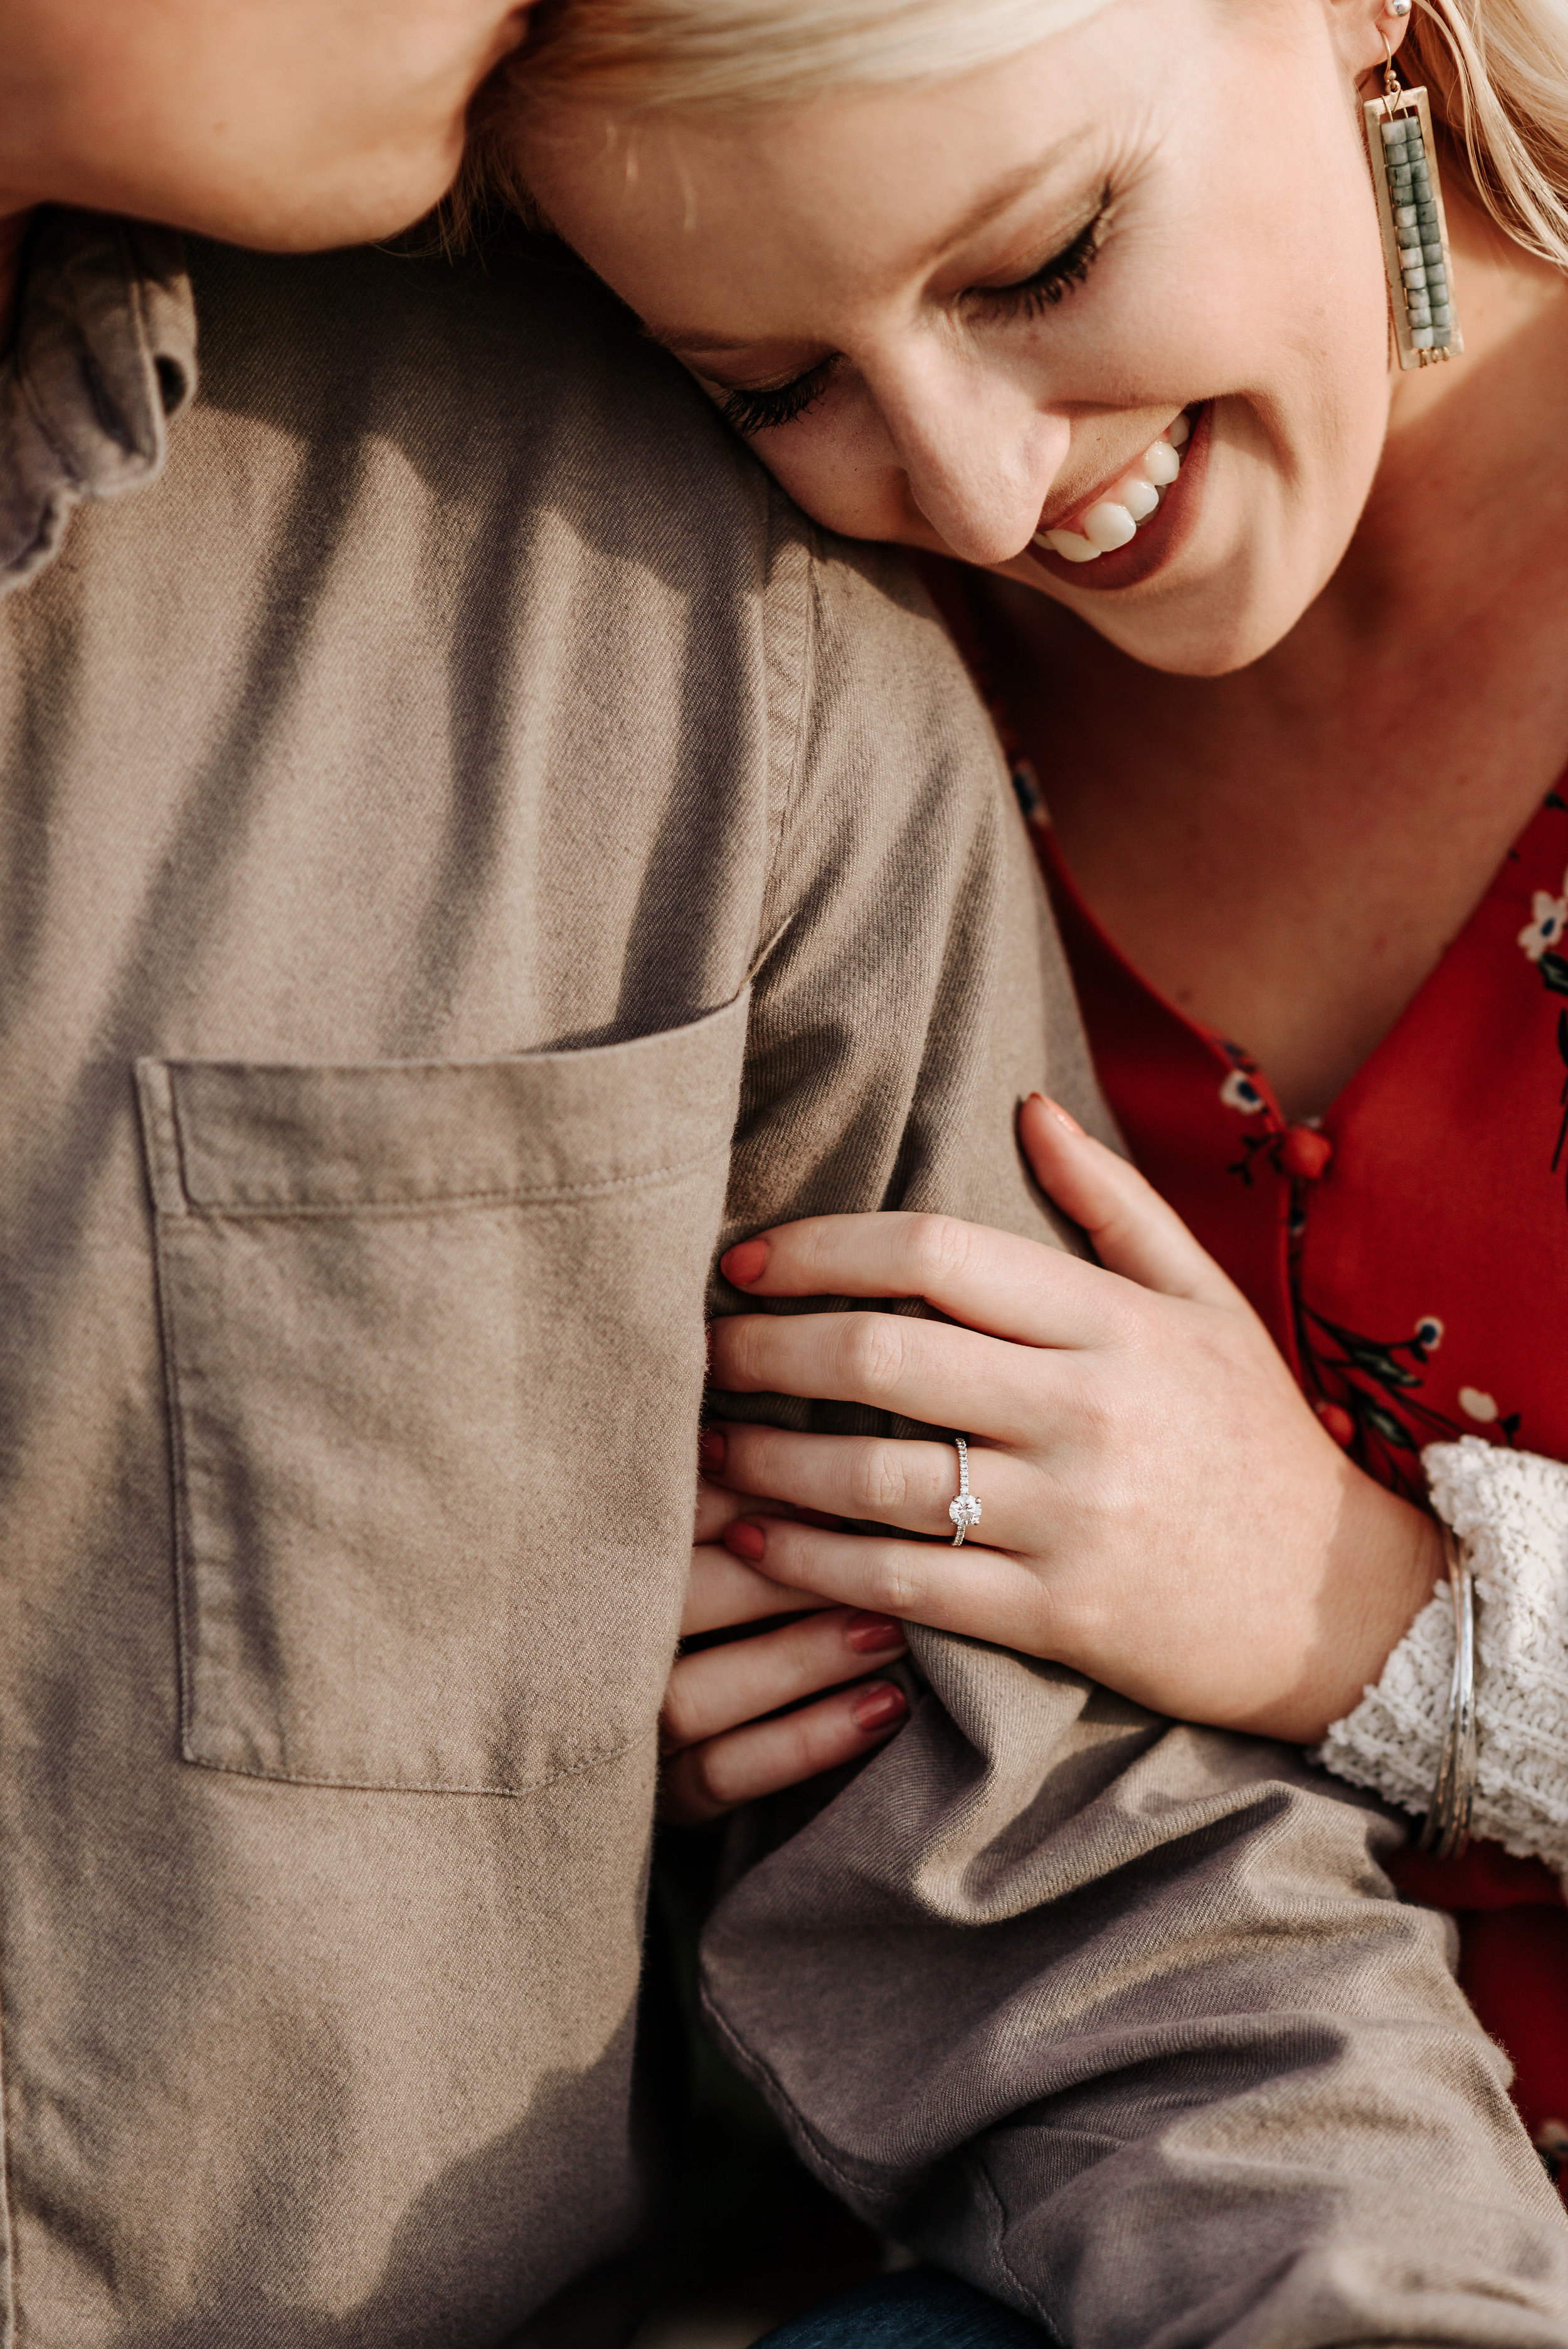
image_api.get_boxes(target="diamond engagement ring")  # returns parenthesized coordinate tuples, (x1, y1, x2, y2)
(949, 1436, 982, 1546)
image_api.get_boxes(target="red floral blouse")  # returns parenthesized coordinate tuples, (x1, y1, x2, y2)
(923, 557, 1568, 2185)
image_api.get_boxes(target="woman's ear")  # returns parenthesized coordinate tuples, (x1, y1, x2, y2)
(1325, 0, 1413, 90)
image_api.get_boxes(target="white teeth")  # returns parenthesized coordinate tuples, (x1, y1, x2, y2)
(1037, 527, 1101, 562)
(1034, 418, 1190, 565)
(1082, 500, 1137, 551)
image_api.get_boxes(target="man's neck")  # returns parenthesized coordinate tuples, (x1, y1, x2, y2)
(0, 207, 34, 358)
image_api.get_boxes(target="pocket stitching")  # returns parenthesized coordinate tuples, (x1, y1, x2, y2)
(165, 1140, 731, 1219)
(149, 1216, 203, 1763)
(177, 1732, 645, 1800)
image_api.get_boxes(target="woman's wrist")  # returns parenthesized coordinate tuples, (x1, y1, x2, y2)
(1291, 1470, 1448, 1744)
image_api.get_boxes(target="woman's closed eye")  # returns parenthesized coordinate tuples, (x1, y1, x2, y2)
(718, 191, 1112, 438)
(722, 356, 840, 437)
(970, 191, 1111, 321)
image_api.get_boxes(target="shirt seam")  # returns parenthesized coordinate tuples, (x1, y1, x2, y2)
(751, 484, 817, 975)
(0, 1864, 16, 2345)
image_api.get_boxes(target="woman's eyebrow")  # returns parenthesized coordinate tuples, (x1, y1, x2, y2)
(644, 127, 1092, 359)
(916, 127, 1094, 265)
(649, 326, 766, 358)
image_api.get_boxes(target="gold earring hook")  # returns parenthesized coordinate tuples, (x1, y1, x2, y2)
(1381, 30, 1402, 112)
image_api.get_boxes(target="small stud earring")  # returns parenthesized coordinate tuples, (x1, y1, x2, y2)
(1389, 0, 1411, 16)
(1363, 35, 1463, 368)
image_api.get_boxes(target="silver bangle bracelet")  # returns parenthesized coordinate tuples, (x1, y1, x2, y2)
(1417, 1522, 1476, 1860)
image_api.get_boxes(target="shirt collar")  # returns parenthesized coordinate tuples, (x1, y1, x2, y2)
(1, 209, 196, 595)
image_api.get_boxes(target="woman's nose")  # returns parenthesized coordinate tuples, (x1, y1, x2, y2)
(868, 351, 1067, 567)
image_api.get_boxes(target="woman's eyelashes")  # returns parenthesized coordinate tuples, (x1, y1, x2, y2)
(973, 194, 1111, 320)
(721, 356, 839, 438)
(717, 191, 1112, 440)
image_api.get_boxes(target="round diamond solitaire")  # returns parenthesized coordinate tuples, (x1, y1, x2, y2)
(950, 1437, 982, 1546)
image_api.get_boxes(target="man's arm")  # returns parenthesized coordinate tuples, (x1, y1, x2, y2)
(704, 524, 1568, 2348)
(718, 524, 1106, 1285)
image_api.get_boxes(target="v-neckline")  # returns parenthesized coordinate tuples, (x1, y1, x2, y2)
(1034, 784, 1568, 1134)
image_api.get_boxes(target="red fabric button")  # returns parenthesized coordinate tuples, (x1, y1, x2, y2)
(1315, 1402, 1355, 1447)
(1281, 1124, 1333, 1180)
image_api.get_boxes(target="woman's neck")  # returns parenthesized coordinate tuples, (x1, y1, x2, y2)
(1310, 159, 1568, 673)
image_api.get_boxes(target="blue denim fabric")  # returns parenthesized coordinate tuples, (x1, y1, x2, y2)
(756, 2270, 1047, 2346)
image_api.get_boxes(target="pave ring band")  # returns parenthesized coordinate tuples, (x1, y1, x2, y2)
(949, 1436, 983, 1546)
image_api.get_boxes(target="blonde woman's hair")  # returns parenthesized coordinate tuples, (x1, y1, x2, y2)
(1402, 0, 1568, 269)
(457, 0, 1568, 275)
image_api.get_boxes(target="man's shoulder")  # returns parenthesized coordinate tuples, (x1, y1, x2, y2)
(184, 231, 776, 558)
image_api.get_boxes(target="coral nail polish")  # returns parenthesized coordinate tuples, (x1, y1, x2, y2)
(845, 1613, 904, 1655)
(1032, 1093, 1084, 1137)
(722, 1237, 770, 1286)
(1316, 1401, 1355, 1448)
(724, 1520, 766, 1563)
(851, 1684, 908, 1733)
(697, 1428, 724, 1475)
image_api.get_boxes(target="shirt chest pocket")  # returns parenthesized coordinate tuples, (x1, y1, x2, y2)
(135, 995, 749, 1795)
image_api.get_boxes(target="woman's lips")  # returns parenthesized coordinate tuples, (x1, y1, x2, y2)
(1026, 403, 1211, 593)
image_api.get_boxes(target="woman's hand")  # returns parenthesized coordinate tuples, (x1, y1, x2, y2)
(658, 1477, 909, 1826)
(704, 1095, 1444, 1745)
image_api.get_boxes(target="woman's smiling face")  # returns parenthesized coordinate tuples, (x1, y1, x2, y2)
(517, 0, 1399, 676)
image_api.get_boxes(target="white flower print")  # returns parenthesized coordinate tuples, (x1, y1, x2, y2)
(1219, 1068, 1265, 1116)
(1518, 865, 1568, 962)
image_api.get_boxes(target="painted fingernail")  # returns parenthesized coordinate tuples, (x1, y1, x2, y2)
(724, 1520, 766, 1563)
(697, 1427, 725, 1475)
(1032, 1093, 1084, 1136)
(845, 1613, 905, 1655)
(851, 1684, 908, 1733)
(722, 1237, 770, 1286)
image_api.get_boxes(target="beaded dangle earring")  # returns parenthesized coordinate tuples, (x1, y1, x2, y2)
(1363, 21, 1463, 367)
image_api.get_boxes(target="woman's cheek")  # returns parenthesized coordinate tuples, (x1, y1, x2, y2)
(756, 411, 939, 551)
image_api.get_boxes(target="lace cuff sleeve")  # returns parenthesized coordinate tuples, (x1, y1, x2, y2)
(1314, 1435, 1568, 1879)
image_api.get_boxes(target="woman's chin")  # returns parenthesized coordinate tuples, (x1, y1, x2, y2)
(1097, 592, 1309, 677)
(1007, 516, 1329, 679)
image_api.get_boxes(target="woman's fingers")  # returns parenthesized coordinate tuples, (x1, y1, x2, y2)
(657, 1680, 908, 1827)
(665, 1552, 914, 1827)
(703, 1421, 1017, 1544)
(722, 1515, 1037, 1648)
(694, 1471, 841, 1548)
(716, 1118, 1242, 1349)
(1017, 1095, 1239, 1305)
(660, 1604, 907, 1754)
(694, 1474, 748, 1547)
(720, 1212, 1116, 1349)
(711, 1307, 1047, 1442)
(681, 1539, 829, 1637)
